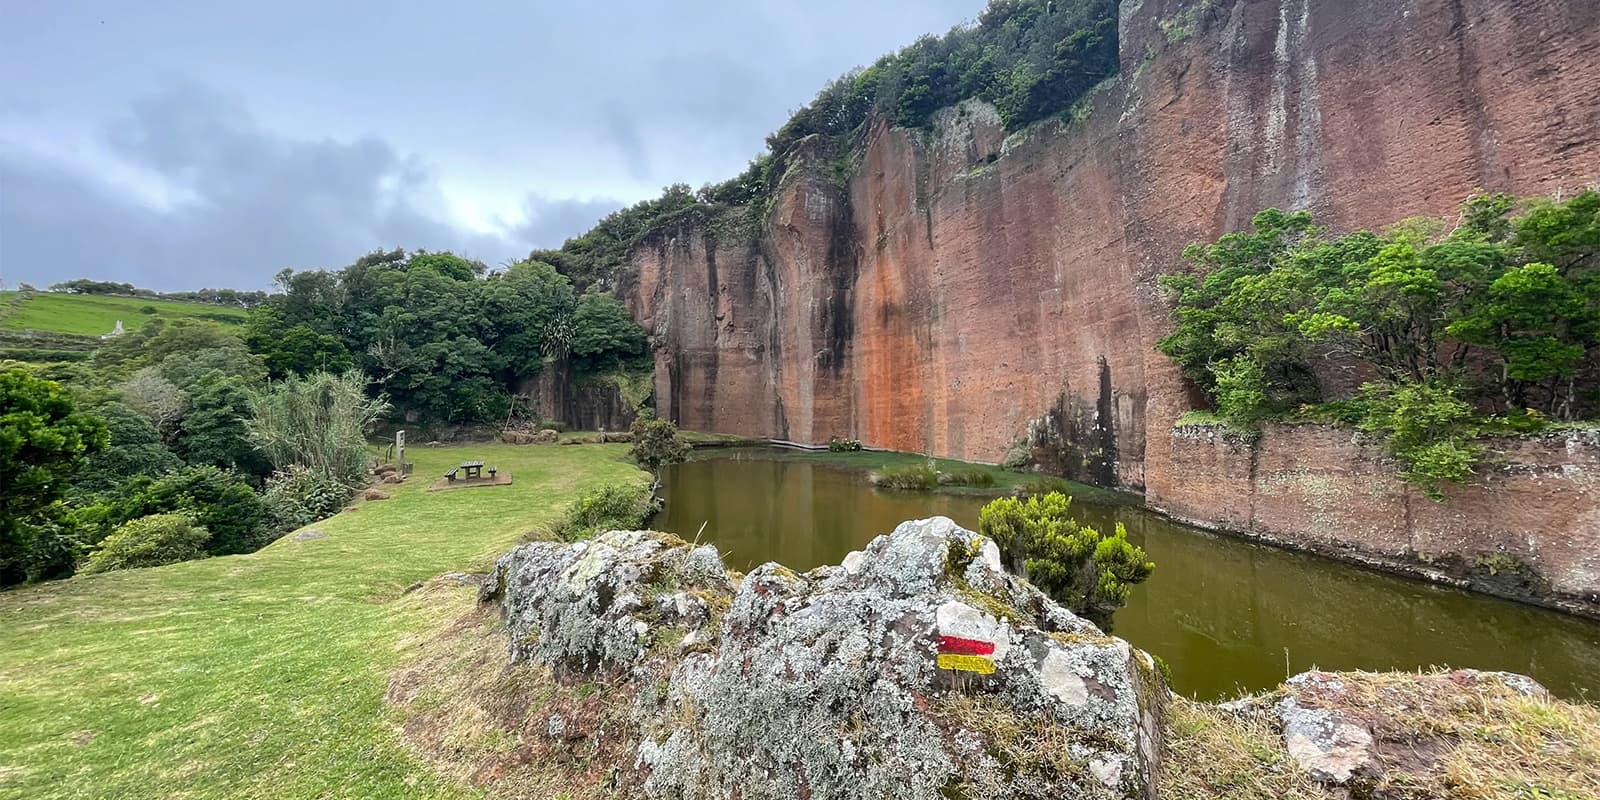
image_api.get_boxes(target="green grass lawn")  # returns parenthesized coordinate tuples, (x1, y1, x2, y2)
(0, 443, 643, 800)
(0, 293, 247, 336)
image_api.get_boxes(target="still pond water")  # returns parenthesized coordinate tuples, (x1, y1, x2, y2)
(652, 450, 1600, 701)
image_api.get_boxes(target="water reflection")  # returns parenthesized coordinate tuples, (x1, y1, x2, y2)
(653, 452, 1600, 701)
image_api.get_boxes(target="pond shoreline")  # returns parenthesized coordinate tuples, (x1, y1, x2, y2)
(680, 440, 1600, 622)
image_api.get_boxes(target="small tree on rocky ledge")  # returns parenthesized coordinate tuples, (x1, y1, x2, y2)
(978, 492, 1154, 629)
(628, 411, 689, 490)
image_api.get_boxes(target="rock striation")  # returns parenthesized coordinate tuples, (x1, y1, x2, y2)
(483, 518, 1167, 799)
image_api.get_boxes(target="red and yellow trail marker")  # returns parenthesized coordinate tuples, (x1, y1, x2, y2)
(936, 635, 997, 675)
(935, 600, 1010, 676)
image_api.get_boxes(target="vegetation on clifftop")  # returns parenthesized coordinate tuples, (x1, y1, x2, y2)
(534, 0, 1122, 291)
(1159, 191, 1600, 495)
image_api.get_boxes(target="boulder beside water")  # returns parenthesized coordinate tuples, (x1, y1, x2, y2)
(483, 516, 1167, 799)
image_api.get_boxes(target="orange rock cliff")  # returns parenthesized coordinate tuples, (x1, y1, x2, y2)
(619, 0, 1600, 611)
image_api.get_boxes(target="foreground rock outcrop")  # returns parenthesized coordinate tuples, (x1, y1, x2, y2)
(482, 518, 1166, 799)
(391, 518, 1600, 799)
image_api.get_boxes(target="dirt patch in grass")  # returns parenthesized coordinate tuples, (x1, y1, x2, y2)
(388, 580, 639, 800)
(427, 473, 515, 492)
(1160, 670, 1600, 800)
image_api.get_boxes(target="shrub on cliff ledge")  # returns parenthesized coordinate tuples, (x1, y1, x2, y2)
(1159, 192, 1600, 493)
(978, 492, 1153, 627)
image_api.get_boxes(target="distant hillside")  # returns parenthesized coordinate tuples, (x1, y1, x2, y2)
(0, 291, 246, 337)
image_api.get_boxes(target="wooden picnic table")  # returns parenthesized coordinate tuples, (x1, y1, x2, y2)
(459, 460, 485, 480)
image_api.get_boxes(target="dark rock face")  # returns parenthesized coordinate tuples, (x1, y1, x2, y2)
(621, 0, 1600, 607)
(485, 519, 1168, 799)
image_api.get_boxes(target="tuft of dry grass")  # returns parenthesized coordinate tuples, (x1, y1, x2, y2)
(1160, 696, 1335, 799)
(388, 581, 639, 800)
(1160, 670, 1600, 800)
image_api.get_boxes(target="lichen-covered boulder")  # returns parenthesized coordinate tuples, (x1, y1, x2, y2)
(488, 529, 732, 674)
(484, 517, 1167, 800)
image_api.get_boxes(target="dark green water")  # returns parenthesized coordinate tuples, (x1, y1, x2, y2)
(653, 451, 1600, 701)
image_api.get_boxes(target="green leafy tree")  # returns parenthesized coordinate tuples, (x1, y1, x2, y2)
(82, 513, 210, 574)
(407, 251, 484, 281)
(1158, 192, 1600, 493)
(173, 377, 274, 482)
(72, 401, 184, 496)
(570, 292, 647, 373)
(245, 310, 353, 378)
(628, 412, 690, 488)
(0, 370, 108, 585)
(977, 492, 1153, 628)
(479, 260, 578, 378)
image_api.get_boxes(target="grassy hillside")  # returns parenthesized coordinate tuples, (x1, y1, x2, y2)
(0, 292, 247, 336)
(0, 443, 644, 800)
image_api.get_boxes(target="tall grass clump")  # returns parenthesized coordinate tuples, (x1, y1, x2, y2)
(246, 371, 390, 486)
(869, 462, 941, 491)
(938, 467, 996, 487)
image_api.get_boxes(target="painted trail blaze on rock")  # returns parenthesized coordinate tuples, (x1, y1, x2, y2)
(935, 599, 1010, 676)
(937, 636, 997, 673)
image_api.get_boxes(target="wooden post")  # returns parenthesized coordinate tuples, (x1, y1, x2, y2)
(396, 430, 407, 478)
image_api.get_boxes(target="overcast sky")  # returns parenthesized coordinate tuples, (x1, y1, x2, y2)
(0, 1, 982, 291)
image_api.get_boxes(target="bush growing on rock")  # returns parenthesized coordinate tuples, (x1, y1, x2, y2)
(83, 514, 209, 574)
(550, 483, 658, 542)
(979, 492, 1153, 627)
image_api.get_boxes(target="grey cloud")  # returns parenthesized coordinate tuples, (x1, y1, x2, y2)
(0, 1, 988, 290)
(512, 196, 626, 251)
(0, 85, 539, 290)
(601, 105, 654, 183)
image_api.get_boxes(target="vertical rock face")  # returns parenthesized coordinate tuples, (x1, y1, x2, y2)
(622, 0, 1600, 489)
(619, 0, 1600, 605)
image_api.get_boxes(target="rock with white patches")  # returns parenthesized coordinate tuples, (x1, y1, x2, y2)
(486, 516, 1166, 799)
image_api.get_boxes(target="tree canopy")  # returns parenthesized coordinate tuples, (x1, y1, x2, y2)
(246, 250, 647, 425)
(0, 370, 108, 584)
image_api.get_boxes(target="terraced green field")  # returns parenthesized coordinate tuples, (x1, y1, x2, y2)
(0, 292, 247, 336)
